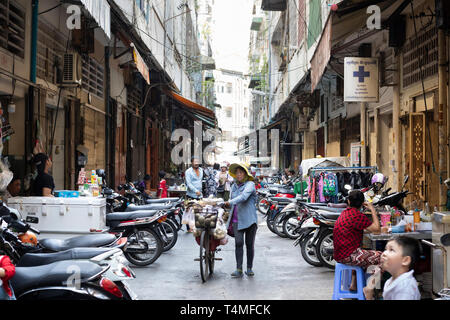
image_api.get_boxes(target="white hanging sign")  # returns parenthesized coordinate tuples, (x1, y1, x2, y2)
(344, 57, 379, 102)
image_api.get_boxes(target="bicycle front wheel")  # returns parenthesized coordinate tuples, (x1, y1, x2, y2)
(199, 230, 209, 282)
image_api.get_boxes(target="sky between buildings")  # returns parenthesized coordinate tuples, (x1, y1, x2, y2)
(211, 0, 253, 73)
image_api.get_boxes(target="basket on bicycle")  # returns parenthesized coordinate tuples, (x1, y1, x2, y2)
(192, 207, 226, 251)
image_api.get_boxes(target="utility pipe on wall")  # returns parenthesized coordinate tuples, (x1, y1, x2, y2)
(30, 0, 39, 83)
(393, 54, 401, 191)
(360, 102, 366, 166)
(438, 29, 447, 210)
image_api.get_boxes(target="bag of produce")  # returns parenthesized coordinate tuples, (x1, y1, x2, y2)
(213, 219, 227, 240)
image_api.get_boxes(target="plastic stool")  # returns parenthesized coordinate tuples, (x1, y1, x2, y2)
(332, 263, 367, 300)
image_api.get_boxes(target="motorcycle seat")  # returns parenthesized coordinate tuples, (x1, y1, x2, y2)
(278, 189, 295, 196)
(270, 197, 295, 204)
(328, 203, 348, 208)
(145, 197, 180, 204)
(305, 204, 343, 213)
(106, 210, 160, 221)
(11, 260, 104, 296)
(125, 203, 174, 212)
(39, 233, 117, 252)
(17, 247, 115, 267)
(317, 210, 342, 220)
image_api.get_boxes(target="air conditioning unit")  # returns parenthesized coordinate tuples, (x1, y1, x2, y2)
(62, 53, 82, 84)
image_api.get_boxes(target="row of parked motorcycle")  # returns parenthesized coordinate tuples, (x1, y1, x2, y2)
(256, 173, 410, 270)
(0, 170, 187, 300)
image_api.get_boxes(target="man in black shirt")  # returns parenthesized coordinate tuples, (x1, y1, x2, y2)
(32, 153, 55, 197)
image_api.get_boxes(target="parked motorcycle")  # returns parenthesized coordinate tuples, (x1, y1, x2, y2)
(103, 186, 180, 253)
(0, 219, 137, 299)
(11, 260, 129, 300)
(293, 216, 322, 267)
(311, 175, 411, 270)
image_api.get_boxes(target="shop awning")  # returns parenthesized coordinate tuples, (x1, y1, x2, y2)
(193, 112, 216, 128)
(80, 0, 111, 39)
(164, 89, 217, 127)
(261, 117, 285, 130)
(131, 44, 150, 85)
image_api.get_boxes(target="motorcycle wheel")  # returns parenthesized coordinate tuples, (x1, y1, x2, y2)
(266, 213, 276, 234)
(124, 228, 163, 266)
(174, 211, 183, 230)
(116, 282, 133, 300)
(300, 233, 323, 267)
(315, 229, 336, 270)
(273, 212, 288, 238)
(258, 199, 269, 214)
(282, 213, 299, 239)
(160, 220, 178, 252)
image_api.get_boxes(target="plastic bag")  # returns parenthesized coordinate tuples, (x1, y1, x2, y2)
(182, 208, 195, 226)
(219, 236, 228, 246)
(0, 158, 13, 192)
(213, 219, 227, 240)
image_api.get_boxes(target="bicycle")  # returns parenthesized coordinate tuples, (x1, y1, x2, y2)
(192, 206, 224, 283)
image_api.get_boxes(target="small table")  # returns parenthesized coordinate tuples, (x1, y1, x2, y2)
(365, 231, 432, 250)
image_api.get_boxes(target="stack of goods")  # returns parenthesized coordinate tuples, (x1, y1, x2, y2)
(77, 168, 102, 197)
(184, 199, 229, 245)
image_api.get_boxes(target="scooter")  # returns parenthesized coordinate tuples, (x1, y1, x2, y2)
(0, 220, 137, 299)
(3, 199, 163, 267)
(11, 260, 129, 300)
(103, 187, 180, 253)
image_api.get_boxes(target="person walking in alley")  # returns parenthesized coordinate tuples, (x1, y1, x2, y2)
(225, 163, 258, 278)
(185, 157, 203, 232)
(204, 163, 220, 197)
(216, 163, 233, 201)
(157, 171, 168, 199)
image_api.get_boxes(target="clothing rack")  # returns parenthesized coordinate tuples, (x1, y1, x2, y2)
(309, 166, 378, 174)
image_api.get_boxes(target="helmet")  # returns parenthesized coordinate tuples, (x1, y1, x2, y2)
(371, 173, 385, 184)
(18, 231, 38, 246)
(371, 173, 386, 191)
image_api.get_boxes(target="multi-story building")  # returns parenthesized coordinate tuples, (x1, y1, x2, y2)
(0, 0, 217, 193)
(253, 0, 450, 212)
(214, 68, 251, 163)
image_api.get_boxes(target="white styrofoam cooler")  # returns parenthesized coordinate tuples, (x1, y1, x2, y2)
(7, 197, 107, 234)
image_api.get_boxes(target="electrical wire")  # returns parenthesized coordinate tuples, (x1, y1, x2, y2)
(38, 2, 61, 15)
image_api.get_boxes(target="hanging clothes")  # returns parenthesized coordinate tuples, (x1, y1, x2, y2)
(318, 174, 325, 203)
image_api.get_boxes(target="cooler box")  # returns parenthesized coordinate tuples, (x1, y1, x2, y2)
(7, 197, 106, 234)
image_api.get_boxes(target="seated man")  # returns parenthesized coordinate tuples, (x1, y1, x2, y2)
(3, 174, 21, 200)
(333, 190, 382, 290)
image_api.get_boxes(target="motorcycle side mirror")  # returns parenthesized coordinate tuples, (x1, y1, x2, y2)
(96, 169, 106, 178)
(401, 175, 409, 190)
(117, 185, 123, 191)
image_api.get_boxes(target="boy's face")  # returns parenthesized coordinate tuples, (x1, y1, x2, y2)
(380, 240, 411, 273)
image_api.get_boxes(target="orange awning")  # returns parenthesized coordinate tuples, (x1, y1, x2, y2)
(164, 89, 215, 120)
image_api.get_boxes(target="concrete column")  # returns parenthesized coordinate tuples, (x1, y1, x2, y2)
(360, 102, 366, 166)
(374, 108, 379, 166)
(438, 29, 447, 209)
(393, 54, 401, 191)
